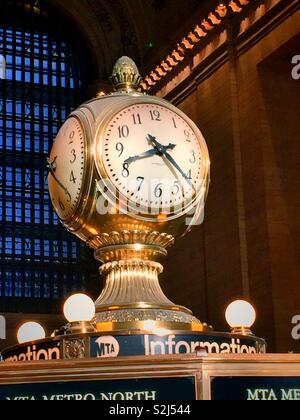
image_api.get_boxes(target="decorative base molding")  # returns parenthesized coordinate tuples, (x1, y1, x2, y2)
(87, 230, 175, 250)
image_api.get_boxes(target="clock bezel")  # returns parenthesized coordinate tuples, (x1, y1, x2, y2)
(94, 96, 210, 223)
(49, 112, 93, 225)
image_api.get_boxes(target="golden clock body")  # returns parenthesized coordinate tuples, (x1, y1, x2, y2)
(49, 93, 210, 251)
(48, 57, 211, 332)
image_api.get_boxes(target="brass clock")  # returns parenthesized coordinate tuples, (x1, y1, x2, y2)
(48, 57, 211, 333)
(95, 101, 209, 220)
(48, 116, 87, 221)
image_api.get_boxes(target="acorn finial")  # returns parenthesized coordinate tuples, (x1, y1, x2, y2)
(110, 56, 142, 92)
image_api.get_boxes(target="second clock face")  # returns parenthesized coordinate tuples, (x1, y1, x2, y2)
(100, 103, 206, 214)
(48, 116, 86, 220)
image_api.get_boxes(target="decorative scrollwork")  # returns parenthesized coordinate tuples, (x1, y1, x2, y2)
(64, 338, 86, 359)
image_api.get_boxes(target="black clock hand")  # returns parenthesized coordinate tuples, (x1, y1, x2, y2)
(148, 135, 195, 190)
(163, 152, 195, 190)
(124, 144, 176, 165)
(47, 156, 58, 173)
(48, 164, 72, 203)
(124, 149, 158, 165)
(147, 135, 165, 154)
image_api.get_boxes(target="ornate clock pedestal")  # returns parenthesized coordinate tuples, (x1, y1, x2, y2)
(47, 56, 211, 337)
(93, 232, 207, 333)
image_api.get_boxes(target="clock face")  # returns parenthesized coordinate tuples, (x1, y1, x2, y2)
(48, 116, 86, 220)
(100, 103, 207, 215)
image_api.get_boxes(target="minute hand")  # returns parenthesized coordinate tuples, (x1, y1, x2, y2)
(148, 135, 194, 190)
(49, 168, 72, 203)
(163, 151, 194, 190)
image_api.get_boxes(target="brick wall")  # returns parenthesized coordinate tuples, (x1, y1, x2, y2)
(165, 6, 300, 352)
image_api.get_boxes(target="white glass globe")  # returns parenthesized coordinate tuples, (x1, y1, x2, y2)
(225, 300, 256, 328)
(17, 322, 46, 344)
(63, 294, 95, 323)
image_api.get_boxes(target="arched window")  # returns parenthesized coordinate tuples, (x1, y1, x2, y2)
(0, 54, 5, 79)
(0, 0, 96, 312)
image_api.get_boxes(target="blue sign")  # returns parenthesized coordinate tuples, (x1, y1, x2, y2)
(90, 333, 264, 358)
(1, 332, 265, 362)
(211, 377, 300, 400)
(2, 341, 61, 362)
(0, 376, 196, 401)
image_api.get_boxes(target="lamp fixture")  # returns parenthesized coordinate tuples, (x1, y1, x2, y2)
(225, 300, 256, 336)
(17, 322, 46, 344)
(63, 294, 96, 334)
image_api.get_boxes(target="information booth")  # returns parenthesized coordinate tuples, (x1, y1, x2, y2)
(0, 354, 300, 401)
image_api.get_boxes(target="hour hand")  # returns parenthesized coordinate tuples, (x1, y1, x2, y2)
(124, 149, 157, 165)
(124, 144, 176, 165)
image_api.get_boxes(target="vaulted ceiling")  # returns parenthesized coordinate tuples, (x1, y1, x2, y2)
(49, 0, 213, 80)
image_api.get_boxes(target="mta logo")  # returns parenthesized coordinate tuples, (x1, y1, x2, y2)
(95, 336, 120, 358)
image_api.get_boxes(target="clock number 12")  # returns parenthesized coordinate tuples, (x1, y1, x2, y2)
(150, 110, 162, 122)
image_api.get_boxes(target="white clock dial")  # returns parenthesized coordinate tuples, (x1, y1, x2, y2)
(48, 116, 86, 220)
(100, 103, 205, 214)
